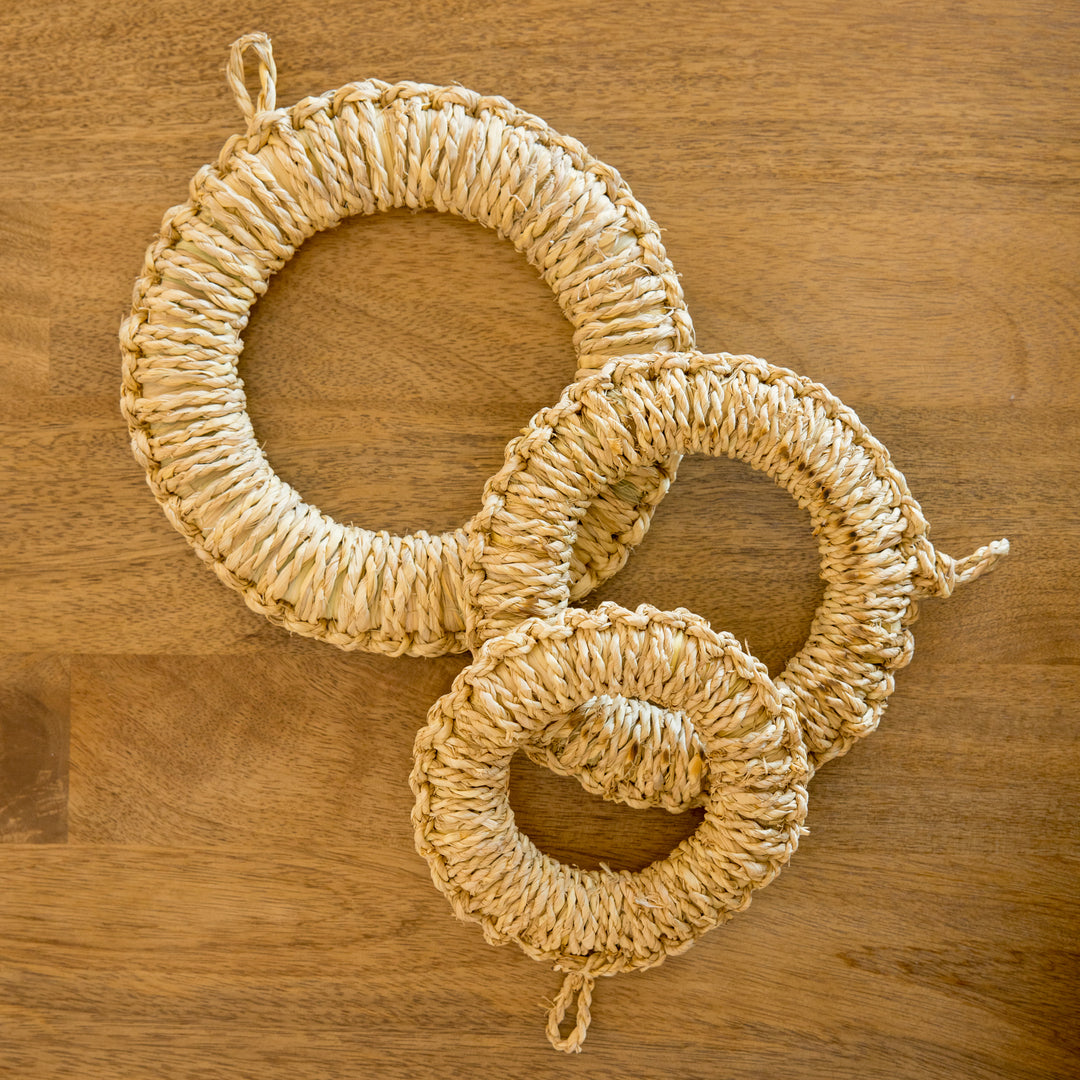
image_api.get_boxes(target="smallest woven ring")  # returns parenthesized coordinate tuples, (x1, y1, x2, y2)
(411, 601, 809, 1053)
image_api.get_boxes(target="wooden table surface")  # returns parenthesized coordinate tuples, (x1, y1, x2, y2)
(2, 2, 1077, 1077)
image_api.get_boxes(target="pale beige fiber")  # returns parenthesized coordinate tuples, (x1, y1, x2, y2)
(465, 352, 1009, 799)
(120, 32, 693, 658)
(411, 602, 809, 1052)
(119, 31, 1011, 1059)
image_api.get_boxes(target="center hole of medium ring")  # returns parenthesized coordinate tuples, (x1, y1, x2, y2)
(242, 209, 576, 534)
(589, 454, 824, 678)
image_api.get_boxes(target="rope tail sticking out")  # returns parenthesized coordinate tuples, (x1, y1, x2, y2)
(912, 538, 1011, 599)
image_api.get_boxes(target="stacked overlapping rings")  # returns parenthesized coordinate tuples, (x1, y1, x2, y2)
(120, 33, 1009, 1054)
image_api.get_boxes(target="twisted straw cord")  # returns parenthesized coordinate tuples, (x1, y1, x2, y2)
(466, 352, 1009, 794)
(546, 971, 595, 1054)
(912, 537, 1011, 598)
(226, 32, 277, 127)
(121, 32, 694, 657)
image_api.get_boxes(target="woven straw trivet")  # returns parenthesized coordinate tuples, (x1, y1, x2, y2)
(119, 32, 693, 657)
(118, 31, 1012, 1057)
(466, 351, 1009, 807)
(411, 601, 808, 1052)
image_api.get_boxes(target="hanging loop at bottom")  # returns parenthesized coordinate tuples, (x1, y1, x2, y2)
(546, 971, 597, 1053)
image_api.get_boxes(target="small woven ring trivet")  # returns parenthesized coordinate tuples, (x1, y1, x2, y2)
(466, 351, 1008, 802)
(119, 32, 694, 658)
(410, 601, 808, 1053)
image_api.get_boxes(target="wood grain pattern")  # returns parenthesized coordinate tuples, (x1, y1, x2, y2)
(0, 655, 68, 843)
(1, 845, 1075, 1080)
(1, 0, 1078, 1076)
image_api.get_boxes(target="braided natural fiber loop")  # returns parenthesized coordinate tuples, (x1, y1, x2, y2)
(466, 352, 1009, 796)
(120, 32, 694, 657)
(411, 602, 809, 1052)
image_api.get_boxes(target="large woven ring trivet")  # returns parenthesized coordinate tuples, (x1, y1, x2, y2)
(119, 32, 694, 658)
(466, 351, 1009, 805)
(411, 601, 808, 1053)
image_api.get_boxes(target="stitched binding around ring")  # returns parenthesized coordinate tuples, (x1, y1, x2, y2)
(411, 601, 809, 1052)
(465, 351, 1009, 795)
(120, 32, 694, 657)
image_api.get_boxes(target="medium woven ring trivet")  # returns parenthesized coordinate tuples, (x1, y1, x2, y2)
(466, 351, 1009, 802)
(119, 32, 694, 657)
(411, 601, 808, 1052)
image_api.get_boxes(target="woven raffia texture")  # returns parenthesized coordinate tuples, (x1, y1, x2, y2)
(120, 34, 1010, 1057)
(119, 32, 693, 658)
(465, 352, 1009, 801)
(411, 602, 809, 1052)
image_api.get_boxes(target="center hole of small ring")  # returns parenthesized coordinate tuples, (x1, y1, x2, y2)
(508, 744, 703, 874)
(242, 209, 576, 534)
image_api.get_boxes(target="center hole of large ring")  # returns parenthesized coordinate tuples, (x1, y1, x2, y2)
(242, 209, 577, 533)
(589, 454, 824, 678)
(509, 747, 703, 873)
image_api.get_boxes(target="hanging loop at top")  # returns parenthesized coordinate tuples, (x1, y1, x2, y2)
(226, 31, 277, 130)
